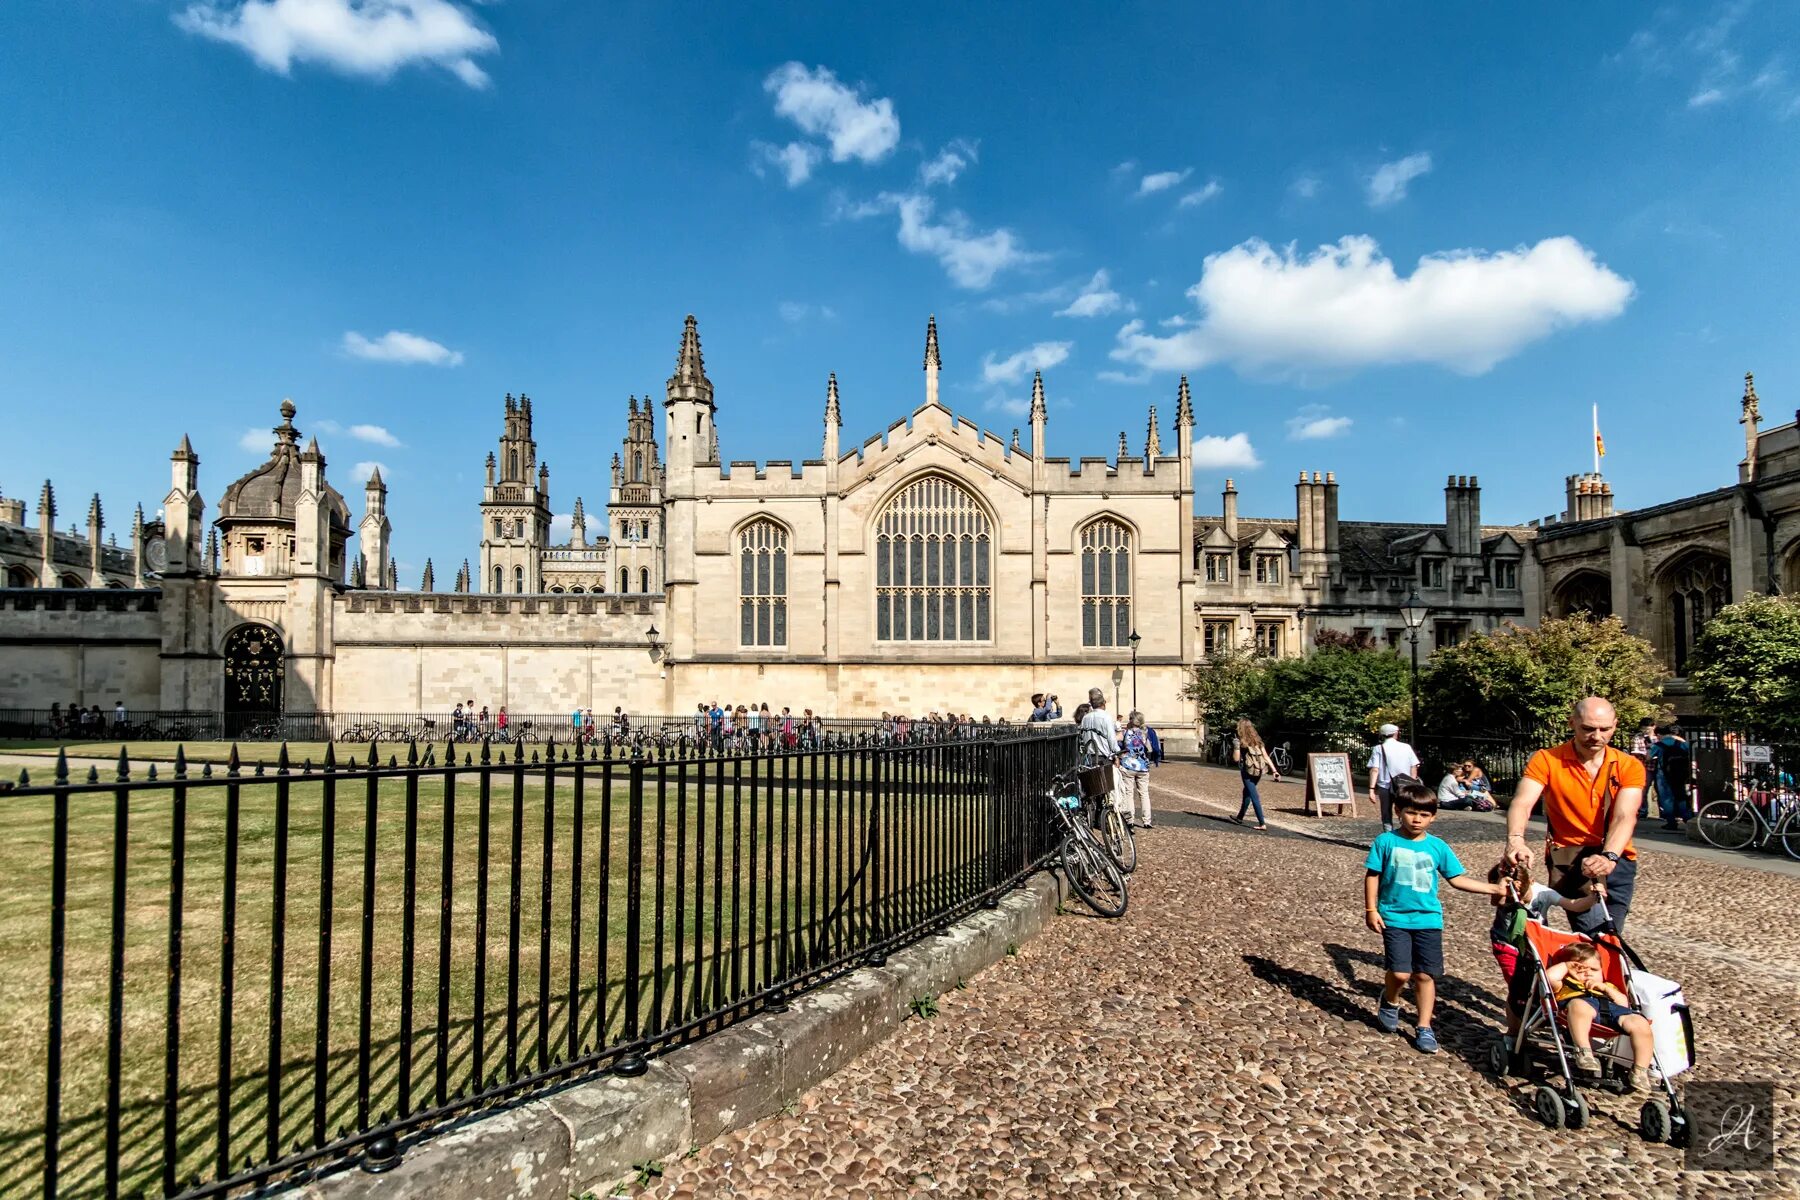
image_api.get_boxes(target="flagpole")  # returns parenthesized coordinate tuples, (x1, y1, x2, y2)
(1592, 404, 1600, 475)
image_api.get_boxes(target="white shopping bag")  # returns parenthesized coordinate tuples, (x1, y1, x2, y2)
(1628, 970, 1693, 1079)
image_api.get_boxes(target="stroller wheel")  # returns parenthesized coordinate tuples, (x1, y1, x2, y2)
(1533, 1084, 1565, 1130)
(1639, 1100, 1670, 1144)
(1485, 1037, 1509, 1077)
(1668, 1104, 1691, 1149)
(1564, 1092, 1589, 1131)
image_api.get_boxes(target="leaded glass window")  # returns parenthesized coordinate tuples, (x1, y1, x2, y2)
(875, 476, 991, 642)
(739, 521, 787, 647)
(1081, 519, 1132, 648)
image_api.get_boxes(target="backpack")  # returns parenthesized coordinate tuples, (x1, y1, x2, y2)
(1658, 737, 1692, 779)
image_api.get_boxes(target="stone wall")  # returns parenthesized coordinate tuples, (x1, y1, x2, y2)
(0, 591, 163, 709)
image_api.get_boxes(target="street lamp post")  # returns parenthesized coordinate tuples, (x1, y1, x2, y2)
(1399, 591, 1429, 740)
(1128, 629, 1142, 711)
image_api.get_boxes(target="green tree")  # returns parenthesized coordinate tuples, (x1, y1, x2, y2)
(1687, 593, 1800, 736)
(1262, 645, 1410, 741)
(1183, 644, 1271, 733)
(1419, 614, 1663, 734)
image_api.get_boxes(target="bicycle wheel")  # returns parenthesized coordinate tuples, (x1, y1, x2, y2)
(1779, 813, 1800, 863)
(1102, 806, 1138, 874)
(1062, 832, 1128, 917)
(1694, 800, 1757, 852)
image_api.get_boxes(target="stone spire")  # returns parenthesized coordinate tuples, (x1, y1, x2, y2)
(570, 496, 587, 549)
(824, 373, 842, 461)
(1176, 376, 1194, 427)
(1118, 431, 1128, 460)
(86, 494, 104, 584)
(1029, 371, 1047, 461)
(351, 555, 365, 587)
(130, 503, 146, 587)
(421, 558, 435, 592)
(1742, 371, 1762, 482)
(1146, 406, 1162, 459)
(668, 314, 714, 405)
(205, 528, 219, 575)
(386, 556, 397, 591)
(456, 559, 471, 593)
(37, 479, 55, 522)
(37, 480, 55, 588)
(1011, 428, 1021, 453)
(923, 315, 941, 407)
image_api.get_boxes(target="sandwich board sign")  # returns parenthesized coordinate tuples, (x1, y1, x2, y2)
(1308, 752, 1356, 817)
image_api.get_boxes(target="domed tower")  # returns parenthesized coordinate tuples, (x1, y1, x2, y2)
(215, 399, 352, 581)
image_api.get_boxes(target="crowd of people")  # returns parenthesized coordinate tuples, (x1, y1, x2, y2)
(46, 700, 127, 737)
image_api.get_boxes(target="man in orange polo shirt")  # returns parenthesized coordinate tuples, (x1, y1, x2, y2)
(1504, 696, 1645, 936)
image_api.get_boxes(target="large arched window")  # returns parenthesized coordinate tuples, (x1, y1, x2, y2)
(739, 521, 787, 646)
(1664, 553, 1729, 674)
(633, 452, 644, 481)
(875, 476, 991, 642)
(1081, 519, 1132, 647)
(5, 565, 33, 587)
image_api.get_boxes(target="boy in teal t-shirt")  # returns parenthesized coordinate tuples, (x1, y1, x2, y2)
(1362, 780, 1502, 1053)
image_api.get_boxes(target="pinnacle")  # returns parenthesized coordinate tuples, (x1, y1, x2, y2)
(176, 434, 195, 457)
(924, 314, 941, 370)
(365, 464, 384, 488)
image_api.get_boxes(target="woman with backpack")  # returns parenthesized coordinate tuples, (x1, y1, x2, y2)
(1649, 724, 1693, 831)
(1232, 718, 1282, 830)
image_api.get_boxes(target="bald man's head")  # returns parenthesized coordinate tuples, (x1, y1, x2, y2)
(1568, 696, 1618, 753)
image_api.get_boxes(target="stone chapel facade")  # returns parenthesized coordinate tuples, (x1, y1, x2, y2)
(4, 317, 1794, 728)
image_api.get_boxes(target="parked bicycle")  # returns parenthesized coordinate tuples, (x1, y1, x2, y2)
(1083, 788, 1137, 875)
(1694, 780, 1800, 861)
(1047, 769, 1128, 917)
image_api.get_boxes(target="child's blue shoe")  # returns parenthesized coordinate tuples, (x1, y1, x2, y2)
(1375, 1004, 1400, 1033)
(1415, 1027, 1440, 1054)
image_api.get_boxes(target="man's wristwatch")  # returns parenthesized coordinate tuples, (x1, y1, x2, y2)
(1600, 851, 1621, 863)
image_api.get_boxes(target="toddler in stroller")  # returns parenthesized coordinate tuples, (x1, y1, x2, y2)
(1484, 882, 1696, 1142)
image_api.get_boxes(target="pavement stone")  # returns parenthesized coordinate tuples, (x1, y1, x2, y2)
(630, 762, 1800, 1199)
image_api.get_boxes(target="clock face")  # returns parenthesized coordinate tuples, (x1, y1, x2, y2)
(145, 537, 168, 574)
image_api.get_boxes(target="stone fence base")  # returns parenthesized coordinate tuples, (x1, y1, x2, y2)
(284, 873, 1062, 1199)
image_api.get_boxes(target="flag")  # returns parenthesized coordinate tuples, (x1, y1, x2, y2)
(1592, 404, 1606, 461)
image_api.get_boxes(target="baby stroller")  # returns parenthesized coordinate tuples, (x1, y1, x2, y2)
(1487, 895, 1696, 1143)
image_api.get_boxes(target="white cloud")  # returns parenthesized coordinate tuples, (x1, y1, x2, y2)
(752, 140, 822, 186)
(920, 138, 978, 187)
(239, 428, 272, 453)
(983, 395, 1031, 418)
(1366, 152, 1432, 207)
(1687, 87, 1726, 107)
(981, 341, 1072, 385)
(1110, 234, 1634, 378)
(1096, 369, 1151, 385)
(1289, 174, 1322, 200)
(1178, 180, 1223, 208)
(349, 460, 389, 485)
(175, 0, 498, 87)
(1286, 406, 1354, 440)
(1055, 270, 1129, 319)
(342, 329, 464, 366)
(778, 301, 836, 323)
(855, 192, 1043, 289)
(764, 62, 900, 166)
(549, 511, 602, 542)
(1138, 168, 1192, 196)
(348, 423, 402, 447)
(1190, 433, 1261, 469)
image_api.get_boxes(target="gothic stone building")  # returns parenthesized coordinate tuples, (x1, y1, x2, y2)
(2, 314, 1790, 729)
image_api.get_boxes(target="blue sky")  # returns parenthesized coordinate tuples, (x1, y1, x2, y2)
(3, 1, 1797, 578)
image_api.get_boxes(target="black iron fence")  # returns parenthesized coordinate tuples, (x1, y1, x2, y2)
(4, 726, 1075, 1198)
(0, 709, 1063, 746)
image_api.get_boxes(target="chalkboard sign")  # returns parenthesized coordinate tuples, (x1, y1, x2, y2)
(1307, 753, 1356, 817)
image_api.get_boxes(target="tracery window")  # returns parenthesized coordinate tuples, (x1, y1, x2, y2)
(1666, 554, 1730, 674)
(739, 520, 787, 646)
(1080, 519, 1131, 648)
(875, 476, 990, 642)
(492, 566, 502, 594)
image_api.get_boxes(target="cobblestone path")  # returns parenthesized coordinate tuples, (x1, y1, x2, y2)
(636, 762, 1799, 1199)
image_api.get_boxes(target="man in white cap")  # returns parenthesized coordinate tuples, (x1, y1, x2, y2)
(1367, 722, 1420, 831)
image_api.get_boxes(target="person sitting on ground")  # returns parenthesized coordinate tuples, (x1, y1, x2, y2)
(1437, 763, 1475, 809)
(1545, 941, 1656, 1092)
(1462, 761, 1495, 812)
(1486, 861, 1602, 1037)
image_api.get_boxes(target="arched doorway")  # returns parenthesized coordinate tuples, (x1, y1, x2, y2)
(1552, 570, 1612, 619)
(1661, 552, 1730, 675)
(223, 623, 284, 735)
